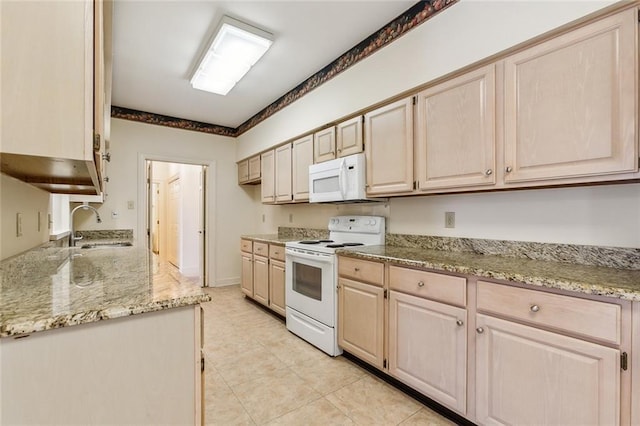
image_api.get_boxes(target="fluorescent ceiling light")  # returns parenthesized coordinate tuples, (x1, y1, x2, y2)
(190, 16, 273, 96)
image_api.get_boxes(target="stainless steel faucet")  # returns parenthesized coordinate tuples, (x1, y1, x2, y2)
(70, 204, 102, 247)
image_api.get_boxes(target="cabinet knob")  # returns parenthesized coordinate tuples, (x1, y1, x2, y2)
(456, 320, 464, 326)
(530, 304, 540, 313)
(505, 166, 513, 173)
(476, 327, 484, 334)
(417, 281, 425, 287)
(485, 169, 493, 176)
(354, 267, 360, 272)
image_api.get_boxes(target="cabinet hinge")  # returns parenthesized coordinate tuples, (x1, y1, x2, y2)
(362, 115, 365, 124)
(384, 289, 388, 299)
(201, 353, 205, 372)
(412, 96, 417, 105)
(621, 352, 628, 371)
(383, 359, 387, 368)
(93, 132, 101, 151)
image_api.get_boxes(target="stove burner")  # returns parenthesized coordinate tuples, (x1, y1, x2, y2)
(342, 243, 364, 247)
(298, 239, 334, 245)
(325, 243, 344, 248)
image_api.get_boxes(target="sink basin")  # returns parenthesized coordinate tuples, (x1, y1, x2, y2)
(80, 242, 133, 249)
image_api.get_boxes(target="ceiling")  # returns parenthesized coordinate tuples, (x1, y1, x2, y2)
(111, 1, 416, 129)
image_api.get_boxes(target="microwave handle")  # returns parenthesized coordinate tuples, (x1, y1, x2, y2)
(339, 158, 347, 199)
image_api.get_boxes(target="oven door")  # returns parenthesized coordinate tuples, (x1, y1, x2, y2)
(285, 247, 336, 327)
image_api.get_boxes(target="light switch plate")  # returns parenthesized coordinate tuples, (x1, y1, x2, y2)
(445, 212, 455, 229)
(16, 213, 23, 236)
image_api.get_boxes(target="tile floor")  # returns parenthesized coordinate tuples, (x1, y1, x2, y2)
(201, 285, 457, 425)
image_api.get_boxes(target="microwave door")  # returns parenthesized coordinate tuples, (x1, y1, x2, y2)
(338, 158, 348, 200)
(309, 164, 344, 202)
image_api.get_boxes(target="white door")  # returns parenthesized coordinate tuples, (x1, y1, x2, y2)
(151, 182, 160, 254)
(198, 166, 207, 286)
(167, 175, 181, 268)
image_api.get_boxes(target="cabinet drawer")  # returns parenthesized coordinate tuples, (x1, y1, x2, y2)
(477, 281, 621, 345)
(389, 266, 466, 307)
(240, 239, 252, 253)
(338, 257, 384, 287)
(269, 244, 285, 261)
(253, 242, 269, 256)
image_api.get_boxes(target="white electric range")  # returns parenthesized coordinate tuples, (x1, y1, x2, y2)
(285, 215, 385, 356)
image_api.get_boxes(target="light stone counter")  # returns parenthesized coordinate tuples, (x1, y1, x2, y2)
(337, 245, 640, 301)
(0, 245, 210, 337)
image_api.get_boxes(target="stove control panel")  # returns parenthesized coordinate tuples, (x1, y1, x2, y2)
(328, 216, 385, 234)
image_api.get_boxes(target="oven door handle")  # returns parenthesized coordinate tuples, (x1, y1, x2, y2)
(286, 249, 334, 263)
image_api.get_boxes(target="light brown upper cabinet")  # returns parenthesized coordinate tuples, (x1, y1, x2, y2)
(313, 127, 336, 163)
(336, 116, 364, 157)
(364, 97, 415, 195)
(261, 149, 275, 203)
(237, 160, 249, 183)
(238, 154, 261, 185)
(292, 135, 314, 202)
(1, 0, 108, 195)
(415, 64, 496, 191)
(248, 155, 261, 181)
(503, 8, 637, 184)
(275, 143, 293, 203)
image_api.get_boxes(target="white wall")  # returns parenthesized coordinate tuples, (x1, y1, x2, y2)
(0, 174, 51, 260)
(75, 118, 256, 286)
(237, 0, 640, 249)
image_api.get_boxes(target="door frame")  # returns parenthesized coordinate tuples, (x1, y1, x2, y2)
(137, 153, 216, 287)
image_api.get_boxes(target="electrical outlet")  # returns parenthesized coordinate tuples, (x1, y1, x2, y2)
(16, 213, 23, 237)
(127, 200, 134, 210)
(38, 211, 42, 232)
(445, 212, 455, 229)
(262, 214, 265, 223)
(289, 213, 293, 223)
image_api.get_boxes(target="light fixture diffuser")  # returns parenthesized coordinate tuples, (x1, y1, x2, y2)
(190, 16, 273, 96)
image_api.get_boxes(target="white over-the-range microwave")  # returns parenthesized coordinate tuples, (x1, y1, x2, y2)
(308, 153, 382, 203)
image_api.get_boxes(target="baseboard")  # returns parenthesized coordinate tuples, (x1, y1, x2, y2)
(212, 277, 240, 287)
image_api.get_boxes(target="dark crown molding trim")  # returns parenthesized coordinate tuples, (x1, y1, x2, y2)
(111, 106, 237, 137)
(111, 0, 457, 138)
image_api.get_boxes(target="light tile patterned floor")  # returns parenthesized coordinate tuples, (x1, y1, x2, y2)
(201, 285, 457, 425)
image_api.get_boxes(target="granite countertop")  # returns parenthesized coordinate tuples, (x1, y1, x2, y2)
(0, 245, 210, 337)
(337, 245, 640, 302)
(241, 234, 300, 245)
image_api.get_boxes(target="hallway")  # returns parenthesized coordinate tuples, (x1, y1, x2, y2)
(201, 285, 455, 425)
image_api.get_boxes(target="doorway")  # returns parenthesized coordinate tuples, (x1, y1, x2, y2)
(146, 160, 208, 285)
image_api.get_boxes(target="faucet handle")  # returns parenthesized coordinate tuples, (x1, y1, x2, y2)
(73, 235, 83, 241)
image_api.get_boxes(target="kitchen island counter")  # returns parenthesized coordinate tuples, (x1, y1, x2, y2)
(0, 244, 210, 337)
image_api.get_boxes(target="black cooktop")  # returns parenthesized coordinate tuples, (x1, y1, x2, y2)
(326, 242, 365, 248)
(299, 239, 334, 244)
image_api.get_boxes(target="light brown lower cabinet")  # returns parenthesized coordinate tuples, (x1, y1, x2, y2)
(240, 252, 253, 297)
(337, 277, 385, 369)
(269, 259, 286, 316)
(337, 255, 631, 425)
(475, 313, 620, 425)
(388, 291, 467, 414)
(252, 254, 269, 306)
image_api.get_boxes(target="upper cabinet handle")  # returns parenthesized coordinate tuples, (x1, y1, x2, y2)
(485, 169, 493, 176)
(505, 166, 513, 173)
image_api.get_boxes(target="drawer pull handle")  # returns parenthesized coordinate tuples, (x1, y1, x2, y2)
(476, 327, 484, 334)
(456, 320, 464, 326)
(354, 267, 360, 272)
(418, 281, 425, 287)
(530, 304, 540, 313)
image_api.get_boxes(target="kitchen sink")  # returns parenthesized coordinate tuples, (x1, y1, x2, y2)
(80, 242, 133, 249)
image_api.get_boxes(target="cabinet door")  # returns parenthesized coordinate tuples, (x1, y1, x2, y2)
(416, 64, 496, 190)
(503, 8, 637, 184)
(292, 135, 314, 202)
(338, 277, 385, 369)
(364, 97, 414, 195)
(237, 160, 249, 184)
(275, 143, 292, 203)
(314, 127, 336, 163)
(248, 155, 261, 181)
(476, 314, 619, 425)
(261, 150, 275, 203)
(388, 291, 467, 414)
(253, 255, 269, 306)
(337, 116, 363, 157)
(240, 253, 253, 297)
(269, 259, 286, 316)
